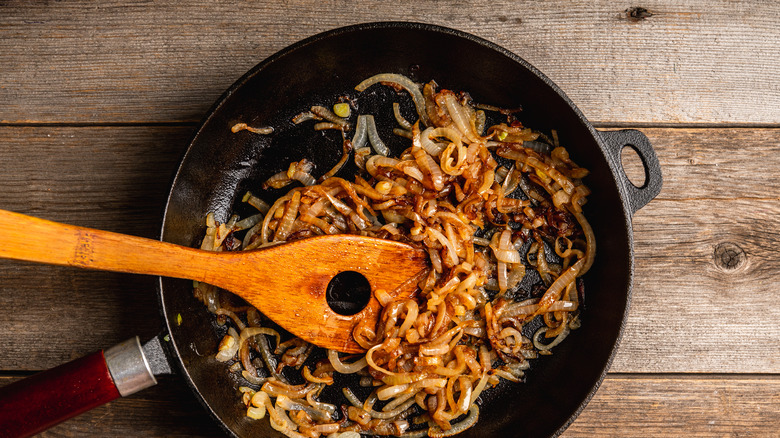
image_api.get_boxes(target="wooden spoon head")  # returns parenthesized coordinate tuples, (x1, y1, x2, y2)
(205, 235, 429, 353)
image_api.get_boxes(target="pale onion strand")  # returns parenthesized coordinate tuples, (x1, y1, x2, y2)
(364, 114, 390, 156)
(327, 349, 368, 374)
(355, 73, 432, 126)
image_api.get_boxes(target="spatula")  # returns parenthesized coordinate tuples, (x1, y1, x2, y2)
(0, 209, 429, 353)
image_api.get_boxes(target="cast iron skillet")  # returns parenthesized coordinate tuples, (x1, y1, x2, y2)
(160, 22, 662, 438)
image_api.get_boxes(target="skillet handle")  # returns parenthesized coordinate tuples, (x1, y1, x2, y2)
(599, 129, 663, 215)
(0, 337, 157, 438)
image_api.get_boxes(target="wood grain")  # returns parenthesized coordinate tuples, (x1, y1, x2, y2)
(1, 126, 778, 373)
(614, 198, 780, 373)
(564, 375, 780, 437)
(0, 263, 163, 370)
(1, 1, 778, 125)
(2, 375, 775, 437)
(0, 125, 189, 233)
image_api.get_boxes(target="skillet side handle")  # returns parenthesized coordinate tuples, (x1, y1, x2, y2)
(599, 129, 663, 215)
(0, 337, 157, 438)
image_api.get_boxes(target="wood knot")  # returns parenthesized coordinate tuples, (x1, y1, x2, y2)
(625, 7, 654, 22)
(713, 242, 746, 271)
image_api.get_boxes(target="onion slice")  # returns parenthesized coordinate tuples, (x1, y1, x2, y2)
(365, 114, 390, 156)
(327, 349, 368, 374)
(355, 73, 432, 126)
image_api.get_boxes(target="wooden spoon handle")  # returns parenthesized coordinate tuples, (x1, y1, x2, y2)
(0, 209, 430, 353)
(0, 209, 212, 281)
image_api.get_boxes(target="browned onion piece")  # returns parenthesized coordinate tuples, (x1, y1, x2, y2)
(411, 123, 445, 190)
(530, 258, 585, 319)
(232, 123, 274, 135)
(319, 140, 352, 182)
(263, 170, 292, 189)
(310, 105, 349, 126)
(273, 190, 301, 241)
(570, 208, 596, 275)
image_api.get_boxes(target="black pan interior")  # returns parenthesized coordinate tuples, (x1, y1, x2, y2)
(160, 22, 633, 438)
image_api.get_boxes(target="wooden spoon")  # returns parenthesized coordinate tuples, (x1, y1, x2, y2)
(0, 209, 429, 353)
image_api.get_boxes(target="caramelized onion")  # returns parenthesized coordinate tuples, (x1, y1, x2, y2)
(207, 72, 594, 437)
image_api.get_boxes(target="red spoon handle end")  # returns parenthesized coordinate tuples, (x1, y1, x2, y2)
(0, 351, 120, 438)
(0, 337, 158, 438)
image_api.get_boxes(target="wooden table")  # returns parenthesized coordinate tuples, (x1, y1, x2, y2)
(1, 2, 778, 437)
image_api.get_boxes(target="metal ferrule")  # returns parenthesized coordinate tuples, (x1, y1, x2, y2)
(104, 336, 157, 397)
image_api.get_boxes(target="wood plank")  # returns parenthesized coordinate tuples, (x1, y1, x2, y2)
(0, 126, 778, 374)
(616, 127, 780, 201)
(0, 125, 190, 232)
(1, 1, 779, 125)
(564, 376, 780, 437)
(2, 374, 776, 437)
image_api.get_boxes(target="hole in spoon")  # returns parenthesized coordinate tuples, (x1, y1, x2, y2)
(326, 271, 371, 316)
